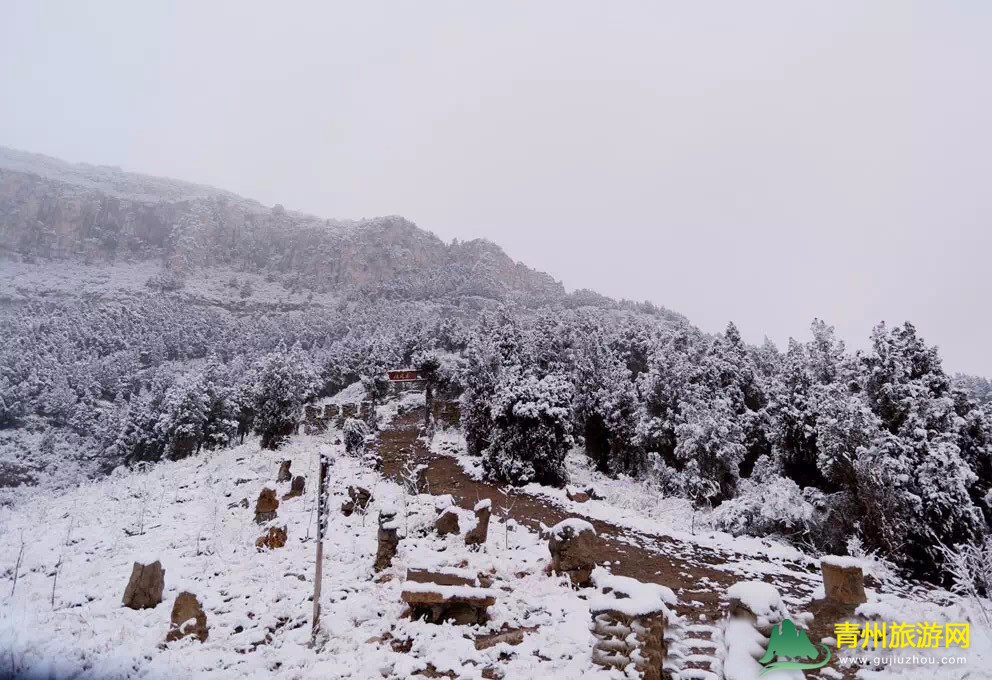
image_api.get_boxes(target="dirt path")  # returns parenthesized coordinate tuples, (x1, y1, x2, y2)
(375, 408, 851, 678)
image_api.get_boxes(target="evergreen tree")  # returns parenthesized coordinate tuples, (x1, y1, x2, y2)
(250, 347, 318, 449)
(482, 372, 574, 487)
(201, 357, 238, 450)
(460, 310, 521, 455)
(413, 350, 442, 429)
(162, 374, 209, 459)
(856, 322, 985, 577)
(572, 329, 641, 474)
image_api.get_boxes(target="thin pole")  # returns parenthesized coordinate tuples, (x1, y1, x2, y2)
(311, 454, 328, 644)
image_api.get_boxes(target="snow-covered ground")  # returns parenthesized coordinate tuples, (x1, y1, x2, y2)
(431, 430, 812, 567)
(429, 428, 992, 679)
(0, 257, 341, 308)
(0, 417, 613, 679)
(3, 398, 992, 679)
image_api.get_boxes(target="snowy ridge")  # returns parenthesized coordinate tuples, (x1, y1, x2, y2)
(0, 146, 241, 204)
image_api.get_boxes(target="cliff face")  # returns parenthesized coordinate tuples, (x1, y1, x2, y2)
(0, 147, 564, 305)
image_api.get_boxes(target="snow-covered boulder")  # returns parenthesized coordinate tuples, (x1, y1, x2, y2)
(374, 508, 401, 572)
(566, 487, 590, 503)
(548, 518, 598, 586)
(282, 475, 305, 500)
(727, 581, 788, 631)
(256, 525, 288, 550)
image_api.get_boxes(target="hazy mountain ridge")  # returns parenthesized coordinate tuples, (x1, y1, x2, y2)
(0, 146, 566, 306)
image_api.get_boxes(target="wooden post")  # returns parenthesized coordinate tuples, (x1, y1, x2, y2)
(424, 381, 434, 431)
(311, 453, 329, 643)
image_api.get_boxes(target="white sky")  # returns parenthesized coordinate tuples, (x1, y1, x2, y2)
(2, 1, 990, 375)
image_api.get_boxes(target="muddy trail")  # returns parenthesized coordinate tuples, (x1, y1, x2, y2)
(377, 410, 821, 612)
(372, 408, 862, 677)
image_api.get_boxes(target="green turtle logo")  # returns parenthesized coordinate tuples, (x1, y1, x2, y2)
(758, 619, 831, 675)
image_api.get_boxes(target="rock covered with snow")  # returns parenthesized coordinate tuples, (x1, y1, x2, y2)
(374, 508, 401, 572)
(256, 526, 288, 550)
(406, 567, 477, 587)
(820, 555, 867, 605)
(566, 487, 590, 503)
(465, 499, 492, 546)
(550, 518, 595, 539)
(727, 581, 789, 631)
(282, 475, 305, 500)
(589, 567, 678, 618)
(548, 518, 598, 586)
(434, 507, 460, 536)
(165, 592, 208, 644)
(401, 580, 498, 626)
(433, 494, 455, 512)
(349, 486, 372, 510)
(588, 567, 676, 619)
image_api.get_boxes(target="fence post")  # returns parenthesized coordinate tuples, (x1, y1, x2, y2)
(311, 453, 329, 644)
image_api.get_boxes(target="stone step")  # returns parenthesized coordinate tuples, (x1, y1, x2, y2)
(681, 638, 718, 650)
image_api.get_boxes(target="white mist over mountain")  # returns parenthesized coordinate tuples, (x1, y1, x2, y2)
(1, 1, 990, 373)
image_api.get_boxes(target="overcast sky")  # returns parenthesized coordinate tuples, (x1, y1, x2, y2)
(2, 2, 990, 374)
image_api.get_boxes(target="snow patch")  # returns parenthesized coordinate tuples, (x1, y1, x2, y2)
(550, 518, 595, 538)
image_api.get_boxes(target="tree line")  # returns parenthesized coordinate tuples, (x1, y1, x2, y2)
(458, 309, 992, 582)
(2, 295, 990, 581)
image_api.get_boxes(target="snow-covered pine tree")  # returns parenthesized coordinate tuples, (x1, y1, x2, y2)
(250, 347, 318, 449)
(673, 395, 746, 502)
(344, 418, 369, 454)
(482, 371, 573, 487)
(953, 390, 992, 522)
(856, 322, 985, 577)
(161, 374, 210, 459)
(121, 367, 177, 463)
(201, 357, 239, 450)
(459, 310, 521, 456)
(413, 350, 442, 429)
(572, 328, 641, 474)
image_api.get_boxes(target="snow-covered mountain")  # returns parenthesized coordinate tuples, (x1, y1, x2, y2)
(0, 146, 567, 306)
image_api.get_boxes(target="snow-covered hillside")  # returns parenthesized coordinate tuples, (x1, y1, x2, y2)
(0, 406, 608, 679)
(0, 145, 574, 306)
(4, 393, 991, 679)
